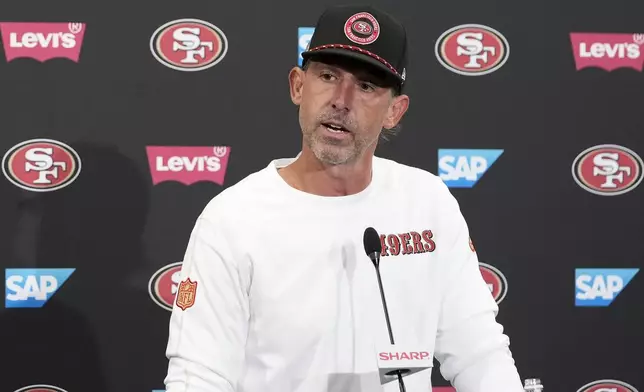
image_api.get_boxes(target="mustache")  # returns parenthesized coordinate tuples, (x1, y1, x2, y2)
(317, 111, 356, 131)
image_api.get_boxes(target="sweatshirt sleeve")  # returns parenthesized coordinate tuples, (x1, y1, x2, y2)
(432, 188, 524, 392)
(164, 212, 250, 392)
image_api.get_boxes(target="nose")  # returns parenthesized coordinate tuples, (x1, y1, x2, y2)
(330, 79, 354, 111)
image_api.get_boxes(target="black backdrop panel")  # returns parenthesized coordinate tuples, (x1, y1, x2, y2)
(1, 0, 642, 391)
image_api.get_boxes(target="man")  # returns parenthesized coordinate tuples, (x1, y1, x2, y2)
(163, 4, 524, 392)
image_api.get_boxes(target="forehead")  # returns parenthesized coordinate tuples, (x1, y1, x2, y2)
(307, 55, 392, 86)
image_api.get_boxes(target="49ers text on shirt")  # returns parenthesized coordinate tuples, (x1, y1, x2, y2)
(379, 230, 436, 257)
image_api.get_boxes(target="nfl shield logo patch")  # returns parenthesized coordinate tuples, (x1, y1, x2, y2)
(176, 278, 198, 310)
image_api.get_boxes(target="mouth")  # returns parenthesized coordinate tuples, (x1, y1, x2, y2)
(321, 122, 350, 134)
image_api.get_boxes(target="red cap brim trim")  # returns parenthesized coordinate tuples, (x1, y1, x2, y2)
(305, 44, 401, 80)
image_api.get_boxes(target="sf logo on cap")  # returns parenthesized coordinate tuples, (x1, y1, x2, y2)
(344, 12, 380, 45)
(352, 21, 372, 34)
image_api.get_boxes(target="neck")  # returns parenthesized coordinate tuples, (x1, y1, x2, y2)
(279, 146, 375, 197)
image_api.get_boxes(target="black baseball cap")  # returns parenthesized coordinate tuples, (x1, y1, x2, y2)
(301, 4, 408, 92)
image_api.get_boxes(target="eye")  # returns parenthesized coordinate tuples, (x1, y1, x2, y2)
(319, 71, 337, 81)
(358, 82, 376, 92)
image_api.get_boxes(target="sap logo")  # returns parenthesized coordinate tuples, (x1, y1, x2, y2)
(438, 149, 504, 188)
(298, 27, 315, 66)
(5, 268, 75, 308)
(575, 268, 639, 307)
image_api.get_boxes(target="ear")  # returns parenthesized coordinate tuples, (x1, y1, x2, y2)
(383, 94, 410, 129)
(289, 66, 305, 105)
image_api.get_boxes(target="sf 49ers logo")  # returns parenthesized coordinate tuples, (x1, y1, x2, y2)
(150, 18, 228, 71)
(13, 385, 69, 392)
(176, 278, 198, 310)
(435, 24, 509, 76)
(352, 21, 372, 34)
(344, 12, 380, 45)
(148, 262, 183, 311)
(479, 262, 508, 304)
(576, 379, 639, 392)
(572, 144, 643, 196)
(2, 138, 81, 192)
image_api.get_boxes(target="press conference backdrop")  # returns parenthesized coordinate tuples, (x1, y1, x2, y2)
(0, 0, 642, 391)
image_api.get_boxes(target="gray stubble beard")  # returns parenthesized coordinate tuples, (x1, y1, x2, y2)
(303, 125, 375, 166)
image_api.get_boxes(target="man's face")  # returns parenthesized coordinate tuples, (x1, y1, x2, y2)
(289, 57, 408, 165)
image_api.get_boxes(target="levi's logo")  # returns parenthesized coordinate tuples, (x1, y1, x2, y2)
(146, 146, 231, 186)
(380, 230, 436, 257)
(570, 33, 644, 71)
(0, 22, 86, 62)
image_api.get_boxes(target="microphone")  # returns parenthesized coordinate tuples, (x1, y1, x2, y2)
(363, 227, 407, 392)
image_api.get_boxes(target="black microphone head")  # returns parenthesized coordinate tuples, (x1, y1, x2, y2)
(363, 227, 382, 266)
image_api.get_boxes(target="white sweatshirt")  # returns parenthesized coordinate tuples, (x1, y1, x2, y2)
(163, 155, 524, 392)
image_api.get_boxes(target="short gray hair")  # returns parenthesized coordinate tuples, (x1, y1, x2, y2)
(380, 123, 402, 142)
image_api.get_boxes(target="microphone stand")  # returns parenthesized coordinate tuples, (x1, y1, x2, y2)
(373, 256, 406, 392)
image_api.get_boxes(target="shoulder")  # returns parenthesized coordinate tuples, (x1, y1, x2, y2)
(198, 161, 276, 222)
(375, 156, 457, 206)
(375, 157, 471, 243)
